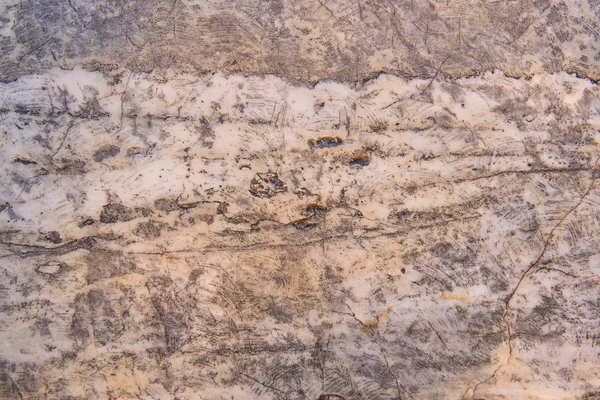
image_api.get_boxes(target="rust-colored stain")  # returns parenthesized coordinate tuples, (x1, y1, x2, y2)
(440, 294, 470, 304)
(361, 306, 393, 334)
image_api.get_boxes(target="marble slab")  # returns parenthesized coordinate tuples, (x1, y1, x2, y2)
(1, 1, 600, 399)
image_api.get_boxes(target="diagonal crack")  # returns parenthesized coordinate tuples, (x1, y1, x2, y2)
(426, 319, 449, 350)
(316, 0, 336, 19)
(462, 157, 599, 399)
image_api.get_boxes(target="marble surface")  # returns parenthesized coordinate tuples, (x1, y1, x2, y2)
(1, 1, 600, 399)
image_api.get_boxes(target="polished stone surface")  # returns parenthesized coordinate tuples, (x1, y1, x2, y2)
(1, 1, 600, 399)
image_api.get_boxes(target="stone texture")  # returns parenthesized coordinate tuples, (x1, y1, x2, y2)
(1, 0, 600, 83)
(1, 1, 600, 399)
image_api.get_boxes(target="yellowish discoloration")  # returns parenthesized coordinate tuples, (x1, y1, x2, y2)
(361, 306, 393, 334)
(440, 294, 471, 304)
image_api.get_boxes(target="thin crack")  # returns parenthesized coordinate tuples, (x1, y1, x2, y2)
(462, 158, 599, 399)
(426, 320, 449, 350)
(379, 346, 415, 400)
(331, 307, 367, 329)
(67, 0, 83, 22)
(416, 166, 594, 190)
(2, 208, 479, 259)
(18, 37, 57, 62)
(535, 266, 579, 278)
(503, 160, 598, 312)
(120, 73, 132, 127)
(316, 0, 336, 18)
(121, 214, 480, 256)
(417, 51, 454, 96)
(7, 373, 24, 400)
(51, 119, 75, 160)
(0, 235, 119, 258)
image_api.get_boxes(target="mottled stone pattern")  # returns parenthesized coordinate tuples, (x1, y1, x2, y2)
(1, 1, 600, 400)
(1, 0, 600, 83)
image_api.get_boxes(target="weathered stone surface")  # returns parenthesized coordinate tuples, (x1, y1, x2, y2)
(1, 1, 600, 399)
(1, 0, 600, 83)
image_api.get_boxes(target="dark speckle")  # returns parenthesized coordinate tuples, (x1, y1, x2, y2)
(44, 231, 62, 244)
(13, 157, 37, 165)
(79, 218, 95, 227)
(249, 172, 287, 198)
(308, 136, 343, 149)
(290, 217, 319, 230)
(349, 153, 370, 168)
(306, 203, 327, 214)
(93, 145, 120, 162)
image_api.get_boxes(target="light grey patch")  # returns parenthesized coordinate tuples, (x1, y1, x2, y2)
(35, 261, 63, 275)
(85, 249, 133, 284)
(70, 293, 91, 348)
(134, 220, 166, 239)
(87, 289, 123, 345)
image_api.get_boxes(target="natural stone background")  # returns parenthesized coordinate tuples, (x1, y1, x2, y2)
(1, 1, 600, 400)
(1, 0, 600, 83)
